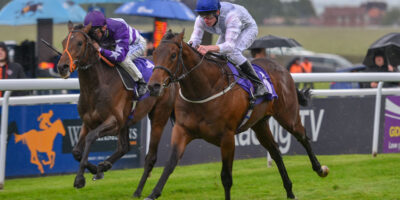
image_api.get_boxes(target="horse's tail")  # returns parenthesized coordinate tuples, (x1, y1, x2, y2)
(14, 133, 25, 144)
(296, 88, 311, 107)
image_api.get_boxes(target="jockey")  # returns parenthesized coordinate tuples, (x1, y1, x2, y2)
(84, 11, 147, 96)
(189, 0, 269, 98)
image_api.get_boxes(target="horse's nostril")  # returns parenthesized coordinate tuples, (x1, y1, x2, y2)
(57, 64, 69, 71)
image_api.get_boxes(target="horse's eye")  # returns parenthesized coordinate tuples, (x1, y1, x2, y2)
(78, 41, 83, 46)
(171, 53, 177, 60)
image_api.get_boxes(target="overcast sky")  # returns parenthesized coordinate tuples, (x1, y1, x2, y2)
(312, 0, 400, 15)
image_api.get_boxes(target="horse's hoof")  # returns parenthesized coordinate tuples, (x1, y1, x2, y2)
(72, 150, 82, 161)
(287, 197, 298, 200)
(287, 193, 297, 199)
(74, 175, 86, 189)
(319, 165, 329, 177)
(92, 172, 104, 181)
(133, 190, 142, 198)
(98, 161, 113, 172)
(87, 165, 98, 175)
(145, 193, 159, 200)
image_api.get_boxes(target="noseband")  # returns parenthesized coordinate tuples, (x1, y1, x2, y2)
(62, 30, 93, 72)
(153, 41, 206, 87)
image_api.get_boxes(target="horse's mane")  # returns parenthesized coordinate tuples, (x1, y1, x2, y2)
(73, 24, 84, 30)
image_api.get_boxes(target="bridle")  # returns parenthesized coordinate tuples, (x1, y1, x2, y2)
(153, 40, 206, 87)
(153, 39, 237, 104)
(62, 30, 93, 72)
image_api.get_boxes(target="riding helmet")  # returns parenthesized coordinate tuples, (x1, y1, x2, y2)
(195, 0, 221, 12)
(84, 10, 106, 27)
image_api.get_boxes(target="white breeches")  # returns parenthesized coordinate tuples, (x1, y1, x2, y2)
(120, 35, 147, 81)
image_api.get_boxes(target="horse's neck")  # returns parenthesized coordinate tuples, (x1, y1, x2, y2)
(78, 55, 113, 96)
(180, 53, 227, 100)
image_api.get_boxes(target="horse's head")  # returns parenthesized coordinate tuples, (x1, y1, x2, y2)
(148, 30, 186, 97)
(57, 22, 94, 78)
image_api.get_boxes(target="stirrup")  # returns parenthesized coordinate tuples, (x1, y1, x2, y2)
(254, 84, 269, 98)
(136, 80, 148, 96)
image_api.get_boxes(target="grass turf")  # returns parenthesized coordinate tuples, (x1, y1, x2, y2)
(1, 154, 399, 200)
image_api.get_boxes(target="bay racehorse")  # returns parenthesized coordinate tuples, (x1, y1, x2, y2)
(56, 22, 177, 192)
(146, 30, 329, 199)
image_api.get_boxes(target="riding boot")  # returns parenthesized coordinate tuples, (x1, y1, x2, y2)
(120, 58, 147, 96)
(239, 61, 269, 98)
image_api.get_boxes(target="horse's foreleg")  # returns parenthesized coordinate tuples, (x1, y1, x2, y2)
(94, 125, 130, 180)
(72, 124, 88, 161)
(74, 118, 119, 189)
(278, 115, 329, 177)
(220, 132, 235, 200)
(72, 124, 98, 174)
(146, 125, 192, 200)
(252, 120, 296, 199)
(134, 105, 171, 198)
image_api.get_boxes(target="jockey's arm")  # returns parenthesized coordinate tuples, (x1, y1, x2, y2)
(189, 17, 205, 48)
(217, 14, 241, 54)
(98, 26, 130, 63)
(197, 45, 220, 55)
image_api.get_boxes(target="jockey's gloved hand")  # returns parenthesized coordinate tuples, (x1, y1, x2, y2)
(92, 42, 100, 51)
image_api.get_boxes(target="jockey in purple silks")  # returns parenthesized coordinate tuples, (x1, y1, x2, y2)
(84, 11, 147, 96)
(189, 0, 269, 98)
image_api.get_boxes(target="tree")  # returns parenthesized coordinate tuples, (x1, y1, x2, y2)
(382, 8, 400, 25)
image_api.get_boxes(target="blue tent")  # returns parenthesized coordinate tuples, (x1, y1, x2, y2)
(115, 0, 196, 21)
(0, 0, 87, 25)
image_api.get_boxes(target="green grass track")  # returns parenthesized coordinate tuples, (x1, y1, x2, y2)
(0, 154, 399, 200)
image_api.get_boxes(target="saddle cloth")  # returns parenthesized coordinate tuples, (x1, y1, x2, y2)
(227, 62, 278, 104)
(115, 57, 154, 101)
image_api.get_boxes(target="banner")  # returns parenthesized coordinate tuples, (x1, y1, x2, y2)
(6, 104, 141, 177)
(153, 19, 167, 48)
(151, 97, 383, 167)
(383, 96, 400, 153)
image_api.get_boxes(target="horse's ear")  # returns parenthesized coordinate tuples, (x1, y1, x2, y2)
(84, 22, 92, 34)
(167, 29, 172, 35)
(178, 29, 185, 41)
(68, 21, 73, 32)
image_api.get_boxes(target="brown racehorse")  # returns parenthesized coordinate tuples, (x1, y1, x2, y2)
(14, 119, 65, 174)
(56, 23, 177, 192)
(146, 30, 329, 200)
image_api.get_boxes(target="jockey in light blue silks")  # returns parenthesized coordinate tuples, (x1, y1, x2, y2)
(189, 0, 269, 97)
(84, 11, 147, 96)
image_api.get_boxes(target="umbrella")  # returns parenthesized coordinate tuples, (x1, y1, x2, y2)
(71, 0, 134, 4)
(115, 0, 196, 21)
(249, 35, 302, 49)
(363, 32, 400, 67)
(0, 0, 86, 25)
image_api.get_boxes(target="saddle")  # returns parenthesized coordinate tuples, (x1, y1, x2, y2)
(114, 58, 154, 100)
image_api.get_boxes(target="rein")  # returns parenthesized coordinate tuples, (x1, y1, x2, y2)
(62, 30, 114, 73)
(154, 40, 237, 104)
(153, 41, 206, 87)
